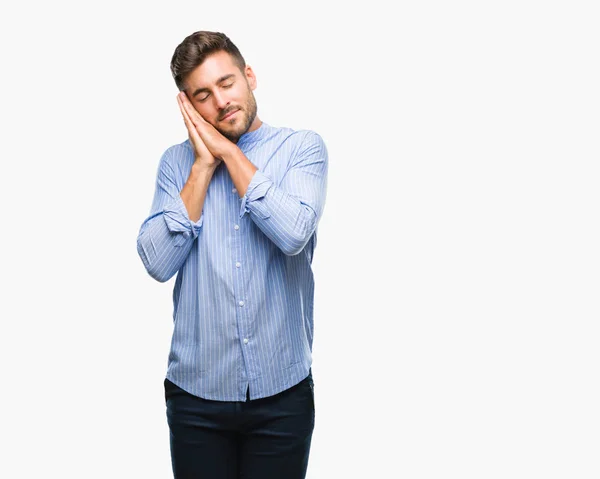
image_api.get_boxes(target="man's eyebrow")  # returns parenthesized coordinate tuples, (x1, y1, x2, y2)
(191, 74, 236, 97)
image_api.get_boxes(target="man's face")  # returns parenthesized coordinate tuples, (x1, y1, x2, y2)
(183, 50, 259, 143)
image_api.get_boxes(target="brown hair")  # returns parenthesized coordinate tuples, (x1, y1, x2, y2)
(170, 31, 246, 91)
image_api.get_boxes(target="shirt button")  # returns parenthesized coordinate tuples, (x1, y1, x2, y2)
(239, 300, 245, 307)
(234, 224, 240, 230)
(182, 231, 190, 239)
(232, 188, 237, 193)
(236, 262, 241, 268)
(243, 338, 249, 344)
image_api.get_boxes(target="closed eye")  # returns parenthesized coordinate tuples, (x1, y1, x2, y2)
(198, 83, 234, 102)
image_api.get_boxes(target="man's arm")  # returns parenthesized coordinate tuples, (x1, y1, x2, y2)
(228, 131, 329, 256)
(136, 149, 217, 282)
(177, 92, 328, 256)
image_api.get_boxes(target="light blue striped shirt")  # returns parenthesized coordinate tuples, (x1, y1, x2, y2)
(136, 122, 328, 401)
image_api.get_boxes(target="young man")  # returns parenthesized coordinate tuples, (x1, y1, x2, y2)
(136, 31, 328, 478)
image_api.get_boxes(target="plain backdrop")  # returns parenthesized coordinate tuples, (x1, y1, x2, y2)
(1, 1, 599, 478)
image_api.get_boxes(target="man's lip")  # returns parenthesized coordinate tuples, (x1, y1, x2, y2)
(222, 109, 239, 120)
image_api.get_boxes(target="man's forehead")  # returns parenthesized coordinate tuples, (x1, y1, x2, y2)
(187, 54, 242, 87)
(199, 51, 238, 73)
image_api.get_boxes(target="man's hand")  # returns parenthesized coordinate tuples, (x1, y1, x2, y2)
(177, 94, 221, 170)
(178, 91, 236, 161)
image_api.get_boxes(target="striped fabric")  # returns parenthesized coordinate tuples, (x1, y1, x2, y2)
(136, 122, 328, 401)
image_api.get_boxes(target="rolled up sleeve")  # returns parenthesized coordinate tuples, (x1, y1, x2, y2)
(136, 149, 203, 282)
(238, 131, 328, 256)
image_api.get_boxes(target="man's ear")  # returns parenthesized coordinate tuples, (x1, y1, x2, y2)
(245, 65, 258, 90)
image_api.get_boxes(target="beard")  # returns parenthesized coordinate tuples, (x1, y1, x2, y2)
(214, 85, 258, 143)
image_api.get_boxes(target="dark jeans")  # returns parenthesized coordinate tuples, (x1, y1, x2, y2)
(164, 370, 315, 478)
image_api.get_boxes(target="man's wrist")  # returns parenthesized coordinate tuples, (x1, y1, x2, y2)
(219, 144, 242, 164)
(190, 161, 218, 179)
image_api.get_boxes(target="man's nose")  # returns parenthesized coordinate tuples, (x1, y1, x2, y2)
(213, 90, 229, 110)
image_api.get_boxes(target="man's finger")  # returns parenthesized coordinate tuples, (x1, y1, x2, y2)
(177, 95, 202, 143)
(177, 95, 193, 131)
(178, 95, 210, 145)
(180, 92, 209, 125)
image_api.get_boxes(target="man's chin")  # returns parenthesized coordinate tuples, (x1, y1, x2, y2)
(218, 123, 251, 143)
(216, 126, 239, 142)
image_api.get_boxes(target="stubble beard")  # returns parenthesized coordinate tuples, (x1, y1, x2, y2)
(216, 88, 258, 143)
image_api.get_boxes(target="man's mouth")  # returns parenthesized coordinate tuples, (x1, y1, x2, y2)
(221, 109, 240, 121)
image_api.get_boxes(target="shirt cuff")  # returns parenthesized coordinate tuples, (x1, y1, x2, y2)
(163, 195, 204, 240)
(239, 170, 273, 219)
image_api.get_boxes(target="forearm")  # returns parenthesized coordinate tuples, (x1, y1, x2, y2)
(221, 145, 257, 198)
(137, 161, 215, 282)
(180, 162, 218, 222)
(220, 147, 310, 254)
(223, 132, 327, 256)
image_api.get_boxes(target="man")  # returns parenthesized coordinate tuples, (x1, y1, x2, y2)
(136, 31, 328, 478)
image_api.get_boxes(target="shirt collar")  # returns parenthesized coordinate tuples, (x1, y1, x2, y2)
(236, 121, 271, 147)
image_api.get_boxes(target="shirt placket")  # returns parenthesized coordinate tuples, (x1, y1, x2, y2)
(231, 182, 255, 389)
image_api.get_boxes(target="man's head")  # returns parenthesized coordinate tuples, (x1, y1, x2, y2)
(171, 31, 260, 143)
